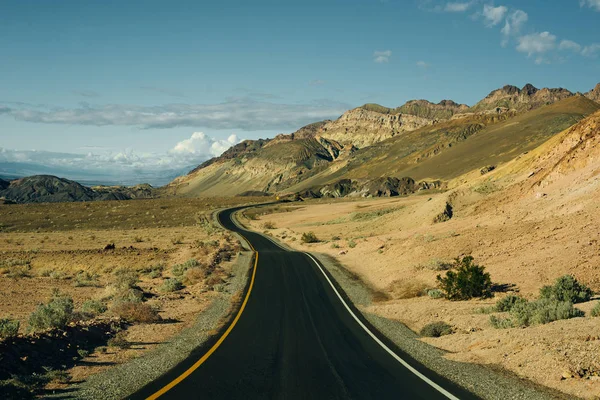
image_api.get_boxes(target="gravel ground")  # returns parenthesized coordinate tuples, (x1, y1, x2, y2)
(312, 252, 572, 400)
(48, 246, 254, 400)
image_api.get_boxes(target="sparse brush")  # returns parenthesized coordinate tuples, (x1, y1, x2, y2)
(420, 322, 453, 337)
(74, 271, 100, 287)
(183, 267, 207, 285)
(387, 280, 428, 299)
(591, 302, 600, 317)
(160, 278, 184, 293)
(539, 275, 593, 304)
(77, 349, 90, 358)
(347, 239, 357, 248)
(6, 265, 32, 279)
(0, 318, 20, 339)
(27, 290, 74, 332)
(44, 368, 72, 384)
(491, 298, 584, 329)
(427, 289, 444, 299)
(172, 259, 200, 277)
(111, 302, 161, 323)
(171, 236, 185, 245)
(81, 299, 107, 316)
(495, 294, 527, 312)
(107, 331, 131, 349)
(113, 288, 144, 304)
(134, 236, 144, 243)
(112, 268, 139, 290)
(262, 221, 276, 229)
(301, 232, 319, 244)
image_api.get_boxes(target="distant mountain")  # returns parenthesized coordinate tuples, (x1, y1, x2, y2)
(469, 83, 574, 113)
(172, 83, 600, 198)
(0, 175, 158, 204)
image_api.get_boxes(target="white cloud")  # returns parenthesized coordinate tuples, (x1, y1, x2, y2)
(559, 39, 582, 52)
(0, 132, 242, 186)
(416, 61, 431, 68)
(482, 5, 508, 27)
(582, 43, 600, 57)
(0, 98, 350, 131)
(500, 9, 528, 46)
(516, 32, 557, 56)
(444, 2, 473, 12)
(171, 132, 239, 157)
(373, 50, 392, 63)
(580, 0, 600, 11)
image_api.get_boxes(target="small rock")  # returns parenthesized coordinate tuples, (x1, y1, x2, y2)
(338, 250, 347, 255)
(561, 370, 573, 380)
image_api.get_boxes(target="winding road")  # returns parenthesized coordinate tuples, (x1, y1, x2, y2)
(132, 206, 477, 400)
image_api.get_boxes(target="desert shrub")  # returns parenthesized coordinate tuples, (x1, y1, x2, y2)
(495, 294, 527, 312)
(141, 263, 165, 278)
(436, 256, 492, 300)
(77, 349, 90, 358)
(205, 275, 224, 288)
(263, 221, 276, 229)
(347, 239, 357, 248)
(74, 271, 100, 287)
(112, 268, 139, 290)
(539, 275, 593, 304)
(44, 368, 71, 384)
(301, 232, 319, 244)
(491, 298, 584, 328)
(0, 318, 20, 339)
(427, 289, 444, 299)
(171, 235, 185, 245)
(388, 280, 428, 299)
(38, 268, 53, 277)
(183, 267, 206, 285)
(420, 322, 453, 337)
(134, 236, 144, 243)
(160, 278, 184, 293)
(28, 290, 74, 332)
(111, 302, 161, 323)
(331, 243, 340, 249)
(489, 315, 514, 329)
(591, 302, 600, 317)
(81, 299, 107, 316)
(331, 235, 341, 241)
(172, 259, 200, 277)
(49, 270, 68, 280)
(113, 288, 144, 304)
(107, 331, 131, 349)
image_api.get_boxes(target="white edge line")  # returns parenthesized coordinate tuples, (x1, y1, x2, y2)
(232, 208, 459, 399)
(303, 252, 461, 400)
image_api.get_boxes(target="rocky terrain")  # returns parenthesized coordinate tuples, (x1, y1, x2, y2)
(585, 83, 600, 103)
(246, 109, 600, 399)
(0, 175, 157, 204)
(469, 83, 574, 113)
(174, 82, 599, 199)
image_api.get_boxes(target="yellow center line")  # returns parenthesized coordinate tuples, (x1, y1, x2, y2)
(146, 234, 258, 400)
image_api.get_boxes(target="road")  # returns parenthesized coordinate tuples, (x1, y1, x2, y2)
(133, 206, 477, 400)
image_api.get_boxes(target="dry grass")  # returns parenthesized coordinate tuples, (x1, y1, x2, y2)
(386, 279, 429, 299)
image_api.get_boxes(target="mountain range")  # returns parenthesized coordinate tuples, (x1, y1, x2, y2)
(166, 82, 600, 198)
(1, 82, 599, 204)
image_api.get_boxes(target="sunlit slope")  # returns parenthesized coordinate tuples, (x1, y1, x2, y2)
(287, 96, 599, 191)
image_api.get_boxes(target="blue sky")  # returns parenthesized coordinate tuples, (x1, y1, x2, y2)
(1, 0, 599, 185)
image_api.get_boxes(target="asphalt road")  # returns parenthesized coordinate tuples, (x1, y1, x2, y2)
(133, 206, 477, 400)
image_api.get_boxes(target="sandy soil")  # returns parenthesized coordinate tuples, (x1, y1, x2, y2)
(245, 159, 600, 398)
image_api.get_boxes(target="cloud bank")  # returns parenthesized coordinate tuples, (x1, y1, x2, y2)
(0, 98, 349, 131)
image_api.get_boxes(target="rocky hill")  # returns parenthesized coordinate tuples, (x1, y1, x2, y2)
(0, 175, 157, 203)
(469, 84, 574, 113)
(585, 83, 600, 103)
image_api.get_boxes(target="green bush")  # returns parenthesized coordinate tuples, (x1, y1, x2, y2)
(427, 289, 444, 299)
(0, 318, 20, 339)
(436, 256, 492, 300)
(160, 278, 184, 293)
(172, 259, 200, 277)
(539, 275, 593, 304)
(113, 288, 144, 304)
(490, 298, 584, 328)
(81, 300, 107, 316)
(420, 322, 453, 337)
(495, 294, 527, 312)
(347, 239, 357, 248)
(112, 268, 139, 290)
(28, 290, 74, 332)
(74, 271, 100, 287)
(301, 232, 319, 244)
(591, 302, 600, 317)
